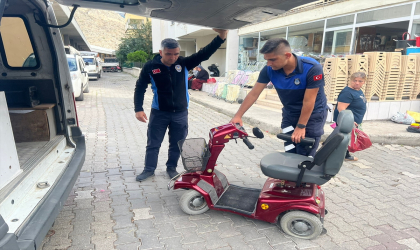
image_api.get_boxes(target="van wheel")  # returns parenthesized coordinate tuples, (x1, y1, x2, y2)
(76, 85, 84, 101)
(83, 82, 90, 93)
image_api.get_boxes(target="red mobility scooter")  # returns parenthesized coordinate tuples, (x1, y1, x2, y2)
(168, 110, 354, 239)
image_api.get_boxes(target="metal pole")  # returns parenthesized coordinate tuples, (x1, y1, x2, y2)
(321, 19, 327, 55)
(349, 13, 357, 54)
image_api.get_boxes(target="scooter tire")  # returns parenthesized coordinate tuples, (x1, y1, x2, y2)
(179, 190, 209, 215)
(280, 211, 323, 240)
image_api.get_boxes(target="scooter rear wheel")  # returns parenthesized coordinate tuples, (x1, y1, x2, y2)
(179, 190, 209, 215)
(280, 211, 323, 240)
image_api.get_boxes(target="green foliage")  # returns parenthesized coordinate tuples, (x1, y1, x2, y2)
(127, 50, 148, 63)
(116, 18, 154, 64)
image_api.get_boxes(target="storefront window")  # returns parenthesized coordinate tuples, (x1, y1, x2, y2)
(324, 29, 352, 55)
(412, 3, 420, 37)
(354, 21, 409, 53)
(356, 4, 412, 24)
(238, 33, 259, 70)
(326, 14, 355, 28)
(288, 20, 324, 57)
(258, 28, 287, 62)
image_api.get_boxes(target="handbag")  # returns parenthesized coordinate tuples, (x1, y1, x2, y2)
(348, 128, 372, 153)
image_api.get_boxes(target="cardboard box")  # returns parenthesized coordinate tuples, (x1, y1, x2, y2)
(9, 104, 56, 143)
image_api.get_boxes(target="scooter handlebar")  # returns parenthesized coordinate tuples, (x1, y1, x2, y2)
(276, 133, 315, 147)
(243, 138, 254, 150)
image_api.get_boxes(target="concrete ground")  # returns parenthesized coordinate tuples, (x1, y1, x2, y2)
(41, 72, 420, 250)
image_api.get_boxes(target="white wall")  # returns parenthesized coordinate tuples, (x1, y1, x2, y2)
(196, 34, 227, 76)
(225, 30, 239, 73)
(178, 41, 196, 57)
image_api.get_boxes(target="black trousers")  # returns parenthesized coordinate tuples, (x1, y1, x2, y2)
(144, 109, 188, 172)
(281, 108, 328, 157)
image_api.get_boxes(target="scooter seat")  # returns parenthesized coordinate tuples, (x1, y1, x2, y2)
(260, 152, 328, 185)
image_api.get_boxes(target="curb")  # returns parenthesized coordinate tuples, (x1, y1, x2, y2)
(190, 95, 420, 146)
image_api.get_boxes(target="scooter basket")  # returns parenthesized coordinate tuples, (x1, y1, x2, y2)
(178, 138, 211, 172)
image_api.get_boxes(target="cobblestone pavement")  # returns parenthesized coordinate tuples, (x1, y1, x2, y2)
(41, 72, 420, 250)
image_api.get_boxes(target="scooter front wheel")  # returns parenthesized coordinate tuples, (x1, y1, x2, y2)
(280, 211, 323, 240)
(179, 190, 209, 215)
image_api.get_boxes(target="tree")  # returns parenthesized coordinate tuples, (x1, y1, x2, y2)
(127, 50, 148, 63)
(116, 18, 154, 64)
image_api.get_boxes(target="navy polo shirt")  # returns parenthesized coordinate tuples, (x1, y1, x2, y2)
(257, 55, 327, 117)
(333, 86, 367, 124)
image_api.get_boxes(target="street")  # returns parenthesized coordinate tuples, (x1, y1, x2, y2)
(41, 72, 420, 250)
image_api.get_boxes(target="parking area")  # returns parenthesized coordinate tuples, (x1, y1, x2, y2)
(41, 72, 420, 250)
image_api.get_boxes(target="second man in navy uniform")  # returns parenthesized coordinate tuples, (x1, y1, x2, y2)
(231, 38, 328, 157)
(135, 29, 228, 182)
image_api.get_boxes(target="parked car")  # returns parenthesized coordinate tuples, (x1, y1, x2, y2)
(66, 54, 89, 101)
(82, 55, 102, 80)
(0, 1, 86, 249)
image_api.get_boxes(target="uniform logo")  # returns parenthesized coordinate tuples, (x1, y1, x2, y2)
(152, 68, 161, 74)
(175, 65, 182, 72)
(313, 74, 323, 81)
(294, 78, 301, 85)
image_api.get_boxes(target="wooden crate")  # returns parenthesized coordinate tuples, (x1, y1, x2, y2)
(363, 52, 387, 101)
(412, 54, 420, 100)
(397, 55, 416, 100)
(381, 52, 401, 100)
(323, 58, 348, 101)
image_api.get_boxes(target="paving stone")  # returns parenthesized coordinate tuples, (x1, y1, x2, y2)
(75, 190, 93, 200)
(137, 232, 165, 249)
(223, 235, 253, 249)
(160, 236, 183, 250)
(157, 223, 182, 239)
(246, 238, 274, 250)
(113, 215, 135, 230)
(133, 208, 154, 220)
(258, 227, 292, 245)
(114, 228, 140, 245)
(115, 242, 142, 250)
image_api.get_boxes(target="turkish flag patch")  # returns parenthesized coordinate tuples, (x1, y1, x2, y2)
(152, 68, 161, 74)
(313, 74, 323, 81)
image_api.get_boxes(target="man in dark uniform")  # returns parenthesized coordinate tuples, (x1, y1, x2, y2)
(135, 29, 228, 181)
(230, 38, 327, 157)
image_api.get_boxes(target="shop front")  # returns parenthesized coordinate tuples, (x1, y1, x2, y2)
(238, 1, 419, 66)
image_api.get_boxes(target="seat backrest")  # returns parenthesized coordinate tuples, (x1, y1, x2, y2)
(315, 110, 354, 176)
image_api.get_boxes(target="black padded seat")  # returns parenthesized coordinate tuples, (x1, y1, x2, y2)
(260, 152, 328, 185)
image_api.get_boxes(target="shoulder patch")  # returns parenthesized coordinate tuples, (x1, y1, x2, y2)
(313, 74, 322, 81)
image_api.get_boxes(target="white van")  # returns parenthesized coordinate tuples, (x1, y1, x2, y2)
(66, 54, 89, 101)
(0, 0, 86, 249)
(82, 56, 102, 80)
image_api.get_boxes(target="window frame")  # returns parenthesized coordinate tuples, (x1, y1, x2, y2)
(0, 15, 40, 70)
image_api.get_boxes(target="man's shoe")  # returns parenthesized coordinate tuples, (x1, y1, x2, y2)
(136, 171, 155, 182)
(167, 169, 179, 179)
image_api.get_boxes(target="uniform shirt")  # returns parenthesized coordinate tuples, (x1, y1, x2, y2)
(257, 54, 327, 117)
(134, 36, 225, 112)
(333, 86, 367, 124)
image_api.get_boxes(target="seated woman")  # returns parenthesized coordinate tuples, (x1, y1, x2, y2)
(333, 72, 367, 161)
(191, 65, 209, 90)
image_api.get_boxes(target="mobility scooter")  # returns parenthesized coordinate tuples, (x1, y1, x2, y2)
(168, 110, 354, 239)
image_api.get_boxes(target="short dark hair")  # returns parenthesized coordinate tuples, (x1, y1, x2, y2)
(259, 38, 290, 54)
(161, 38, 180, 50)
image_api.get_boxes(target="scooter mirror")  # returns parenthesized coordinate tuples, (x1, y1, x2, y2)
(253, 127, 264, 139)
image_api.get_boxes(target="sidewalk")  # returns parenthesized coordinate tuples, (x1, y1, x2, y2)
(189, 90, 420, 146)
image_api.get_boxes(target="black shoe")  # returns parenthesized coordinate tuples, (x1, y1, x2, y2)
(136, 171, 155, 182)
(167, 169, 179, 179)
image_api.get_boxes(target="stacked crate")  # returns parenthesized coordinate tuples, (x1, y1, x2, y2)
(380, 52, 401, 101)
(346, 54, 368, 78)
(411, 54, 420, 100)
(323, 57, 348, 101)
(363, 52, 387, 101)
(397, 55, 416, 100)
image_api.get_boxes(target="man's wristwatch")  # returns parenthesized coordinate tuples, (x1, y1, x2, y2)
(297, 123, 306, 129)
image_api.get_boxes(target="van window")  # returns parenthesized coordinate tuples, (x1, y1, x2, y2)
(67, 58, 78, 71)
(0, 16, 38, 68)
(83, 58, 95, 65)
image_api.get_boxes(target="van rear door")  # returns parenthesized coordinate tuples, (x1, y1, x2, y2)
(55, 0, 315, 29)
